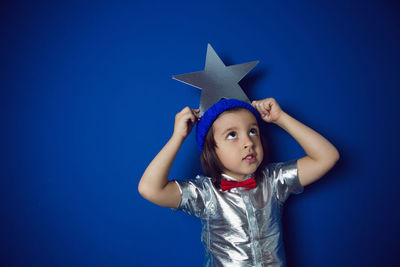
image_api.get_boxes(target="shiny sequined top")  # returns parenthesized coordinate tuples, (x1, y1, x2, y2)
(173, 160, 303, 267)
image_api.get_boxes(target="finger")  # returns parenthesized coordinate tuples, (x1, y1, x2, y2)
(189, 112, 196, 121)
(183, 106, 192, 114)
(182, 110, 195, 122)
(177, 109, 193, 124)
(184, 111, 196, 123)
(263, 99, 273, 109)
(266, 98, 278, 111)
(258, 104, 270, 118)
(190, 109, 202, 120)
(253, 101, 263, 115)
(253, 100, 259, 109)
(262, 101, 271, 112)
(256, 101, 267, 114)
(188, 116, 197, 129)
(177, 106, 191, 117)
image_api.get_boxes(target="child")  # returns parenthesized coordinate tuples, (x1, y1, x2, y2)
(138, 97, 339, 267)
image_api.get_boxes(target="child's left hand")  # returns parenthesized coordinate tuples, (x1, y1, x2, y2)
(252, 98, 283, 123)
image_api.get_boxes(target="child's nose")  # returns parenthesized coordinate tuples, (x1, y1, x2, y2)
(243, 136, 254, 149)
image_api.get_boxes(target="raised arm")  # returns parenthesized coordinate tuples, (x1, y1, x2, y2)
(252, 98, 339, 187)
(138, 107, 201, 208)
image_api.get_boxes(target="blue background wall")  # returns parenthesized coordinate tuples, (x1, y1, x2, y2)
(1, 0, 399, 266)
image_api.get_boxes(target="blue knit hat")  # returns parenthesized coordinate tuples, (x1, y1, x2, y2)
(196, 98, 261, 151)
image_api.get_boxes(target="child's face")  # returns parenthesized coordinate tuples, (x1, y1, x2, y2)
(212, 108, 264, 181)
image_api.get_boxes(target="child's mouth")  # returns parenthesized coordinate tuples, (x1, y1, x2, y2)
(243, 154, 256, 163)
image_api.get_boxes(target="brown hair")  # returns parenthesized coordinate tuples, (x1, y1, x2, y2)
(200, 108, 266, 188)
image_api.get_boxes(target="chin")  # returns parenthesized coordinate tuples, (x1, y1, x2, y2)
(244, 166, 259, 175)
(251, 162, 262, 173)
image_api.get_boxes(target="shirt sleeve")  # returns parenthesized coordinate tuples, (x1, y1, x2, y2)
(269, 159, 304, 203)
(171, 176, 209, 219)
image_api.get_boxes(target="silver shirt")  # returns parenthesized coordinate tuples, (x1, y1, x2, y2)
(173, 160, 303, 267)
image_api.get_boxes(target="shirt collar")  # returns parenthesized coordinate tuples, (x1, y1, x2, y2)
(221, 173, 254, 182)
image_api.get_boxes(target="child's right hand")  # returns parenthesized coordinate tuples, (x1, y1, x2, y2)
(173, 107, 201, 139)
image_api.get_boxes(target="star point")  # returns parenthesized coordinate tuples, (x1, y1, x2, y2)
(173, 44, 259, 115)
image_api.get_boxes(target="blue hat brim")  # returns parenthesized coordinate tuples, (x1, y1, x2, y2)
(196, 99, 261, 151)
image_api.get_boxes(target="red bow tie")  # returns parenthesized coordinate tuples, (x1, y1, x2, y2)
(220, 177, 256, 191)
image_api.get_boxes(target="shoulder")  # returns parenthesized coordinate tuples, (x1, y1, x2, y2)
(175, 174, 212, 185)
(172, 175, 215, 217)
(262, 160, 298, 178)
(263, 160, 303, 202)
(174, 174, 214, 194)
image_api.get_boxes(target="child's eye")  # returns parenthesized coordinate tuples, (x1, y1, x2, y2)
(249, 128, 258, 136)
(227, 131, 237, 140)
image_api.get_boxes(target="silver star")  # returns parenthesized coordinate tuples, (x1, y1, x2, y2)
(173, 44, 259, 115)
